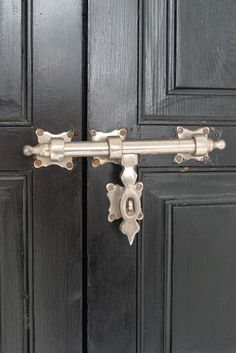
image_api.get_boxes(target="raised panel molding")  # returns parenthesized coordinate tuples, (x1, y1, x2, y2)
(140, 0, 236, 122)
(168, 0, 236, 95)
(0, 0, 32, 125)
(138, 171, 236, 353)
(0, 175, 32, 353)
(165, 200, 236, 353)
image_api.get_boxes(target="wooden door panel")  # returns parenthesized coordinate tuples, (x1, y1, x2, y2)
(141, 0, 236, 121)
(0, 0, 32, 124)
(32, 1, 83, 352)
(88, 1, 236, 352)
(0, 0, 84, 352)
(175, 0, 236, 90)
(33, 168, 82, 353)
(0, 175, 30, 353)
(172, 204, 236, 353)
(0, 127, 34, 170)
(140, 171, 236, 353)
(88, 0, 236, 351)
(88, 1, 138, 352)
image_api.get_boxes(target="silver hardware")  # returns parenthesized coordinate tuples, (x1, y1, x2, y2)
(90, 129, 143, 244)
(107, 154, 143, 245)
(90, 128, 127, 165)
(23, 127, 225, 244)
(23, 129, 74, 170)
(174, 126, 225, 164)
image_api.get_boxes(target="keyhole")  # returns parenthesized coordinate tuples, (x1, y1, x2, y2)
(126, 198, 135, 216)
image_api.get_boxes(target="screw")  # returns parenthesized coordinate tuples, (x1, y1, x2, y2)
(203, 154, 209, 163)
(109, 214, 116, 221)
(67, 130, 74, 138)
(120, 129, 127, 137)
(92, 158, 100, 168)
(90, 130, 97, 138)
(107, 184, 114, 191)
(34, 159, 42, 167)
(66, 161, 73, 169)
(175, 154, 183, 164)
(136, 183, 143, 191)
(177, 127, 184, 134)
(36, 129, 44, 137)
(203, 127, 210, 136)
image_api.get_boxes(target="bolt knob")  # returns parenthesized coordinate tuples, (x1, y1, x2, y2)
(213, 139, 226, 151)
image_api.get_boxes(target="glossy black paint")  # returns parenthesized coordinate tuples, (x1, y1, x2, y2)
(0, 1, 83, 353)
(88, 1, 236, 353)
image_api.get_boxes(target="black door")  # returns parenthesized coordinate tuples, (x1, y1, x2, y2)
(1, 1, 236, 353)
(87, 1, 236, 353)
(0, 1, 83, 352)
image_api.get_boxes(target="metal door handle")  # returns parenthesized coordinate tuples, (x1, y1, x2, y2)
(23, 127, 225, 244)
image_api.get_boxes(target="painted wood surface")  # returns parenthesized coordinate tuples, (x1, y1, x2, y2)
(88, 1, 236, 353)
(0, 1, 84, 352)
(1, 0, 236, 352)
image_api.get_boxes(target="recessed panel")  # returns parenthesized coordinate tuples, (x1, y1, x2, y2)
(175, 0, 236, 90)
(140, 171, 236, 353)
(141, 0, 236, 121)
(0, 1, 30, 123)
(0, 176, 30, 353)
(172, 204, 236, 353)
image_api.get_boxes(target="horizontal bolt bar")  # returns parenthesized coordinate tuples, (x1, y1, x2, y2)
(24, 138, 225, 159)
(62, 139, 197, 157)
